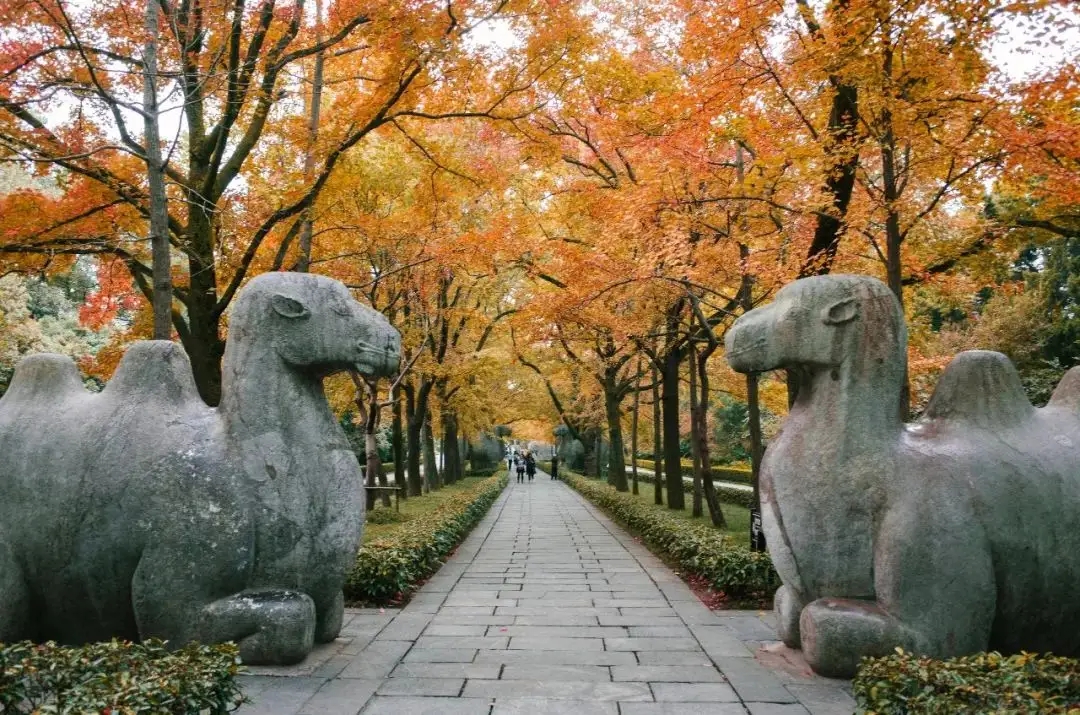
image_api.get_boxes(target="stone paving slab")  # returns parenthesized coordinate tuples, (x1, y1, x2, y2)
(236, 474, 856, 715)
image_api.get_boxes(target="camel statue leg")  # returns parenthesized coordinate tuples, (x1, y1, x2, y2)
(131, 537, 317, 665)
(315, 590, 345, 643)
(0, 541, 31, 641)
(799, 504, 996, 678)
(197, 589, 317, 664)
(774, 584, 805, 648)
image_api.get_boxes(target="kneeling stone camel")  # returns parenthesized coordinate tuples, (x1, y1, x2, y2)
(725, 274, 1080, 678)
(0, 272, 400, 664)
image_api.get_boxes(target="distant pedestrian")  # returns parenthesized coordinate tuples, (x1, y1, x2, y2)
(507, 453, 513, 471)
(515, 456, 526, 483)
(550, 454, 559, 480)
(525, 452, 536, 482)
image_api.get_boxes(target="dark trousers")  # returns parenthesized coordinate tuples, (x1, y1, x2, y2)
(517, 469, 525, 482)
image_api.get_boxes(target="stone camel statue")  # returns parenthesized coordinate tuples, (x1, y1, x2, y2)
(0, 272, 400, 664)
(725, 274, 1080, 678)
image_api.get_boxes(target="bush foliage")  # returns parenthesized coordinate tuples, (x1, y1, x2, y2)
(854, 648, 1080, 714)
(0, 639, 244, 714)
(562, 472, 778, 604)
(345, 473, 507, 604)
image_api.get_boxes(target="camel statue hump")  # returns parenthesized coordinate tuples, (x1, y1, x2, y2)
(1048, 366, 1080, 411)
(922, 350, 1034, 428)
(0, 353, 87, 406)
(102, 340, 203, 406)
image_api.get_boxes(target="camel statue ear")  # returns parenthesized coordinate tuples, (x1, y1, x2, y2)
(822, 297, 859, 325)
(271, 294, 310, 320)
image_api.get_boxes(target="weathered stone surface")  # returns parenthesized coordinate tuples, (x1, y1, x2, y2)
(726, 274, 1080, 677)
(0, 272, 400, 664)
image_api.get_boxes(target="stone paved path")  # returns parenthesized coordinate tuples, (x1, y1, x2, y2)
(237, 475, 856, 715)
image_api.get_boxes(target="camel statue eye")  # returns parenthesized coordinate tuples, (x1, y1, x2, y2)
(330, 301, 350, 316)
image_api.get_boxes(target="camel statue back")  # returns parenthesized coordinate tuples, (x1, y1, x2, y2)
(0, 272, 401, 664)
(725, 274, 1080, 677)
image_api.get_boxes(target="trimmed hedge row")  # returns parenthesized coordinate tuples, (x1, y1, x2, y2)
(345, 473, 508, 604)
(670, 459, 753, 485)
(854, 648, 1080, 714)
(629, 469, 757, 509)
(0, 639, 244, 714)
(563, 472, 778, 604)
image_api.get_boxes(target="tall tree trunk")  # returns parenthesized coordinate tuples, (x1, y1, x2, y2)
(442, 411, 461, 485)
(789, 17, 860, 410)
(404, 383, 423, 497)
(604, 370, 629, 492)
(737, 242, 765, 546)
(142, 0, 172, 340)
(631, 359, 641, 496)
(594, 430, 604, 479)
(182, 201, 224, 405)
(294, 0, 324, 272)
(878, 36, 910, 420)
(392, 385, 406, 500)
(423, 416, 439, 491)
(651, 361, 663, 506)
(688, 348, 703, 518)
(662, 346, 685, 510)
(695, 344, 726, 529)
(746, 372, 765, 549)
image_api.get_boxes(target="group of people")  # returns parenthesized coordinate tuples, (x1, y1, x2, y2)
(506, 449, 560, 483)
(509, 450, 536, 483)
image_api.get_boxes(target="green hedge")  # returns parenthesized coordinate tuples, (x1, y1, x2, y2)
(676, 460, 753, 485)
(628, 469, 757, 509)
(854, 649, 1080, 714)
(563, 472, 778, 604)
(0, 640, 244, 714)
(345, 472, 507, 604)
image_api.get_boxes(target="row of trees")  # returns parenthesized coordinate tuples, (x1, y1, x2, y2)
(0, 0, 1076, 524)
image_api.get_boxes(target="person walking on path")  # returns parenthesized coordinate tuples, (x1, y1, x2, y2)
(525, 452, 536, 482)
(550, 454, 559, 480)
(515, 455, 526, 483)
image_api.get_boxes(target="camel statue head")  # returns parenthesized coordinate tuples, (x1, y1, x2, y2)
(227, 272, 401, 379)
(726, 275, 906, 386)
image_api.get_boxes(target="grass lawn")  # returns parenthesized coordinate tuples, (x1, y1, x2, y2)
(599, 475, 752, 547)
(363, 476, 496, 543)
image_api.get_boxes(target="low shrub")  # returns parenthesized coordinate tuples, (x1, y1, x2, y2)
(346, 472, 507, 605)
(465, 466, 500, 477)
(366, 508, 409, 524)
(854, 648, 1080, 714)
(563, 472, 778, 604)
(0, 639, 244, 714)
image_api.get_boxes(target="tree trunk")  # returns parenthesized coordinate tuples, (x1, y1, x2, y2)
(695, 345, 726, 529)
(662, 346, 685, 510)
(594, 430, 604, 479)
(294, 0, 324, 272)
(392, 385, 406, 500)
(879, 38, 910, 420)
(423, 416, 439, 491)
(652, 361, 663, 506)
(631, 359, 641, 496)
(746, 372, 765, 550)
(604, 370, 629, 492)
(442, 411, 461, 485)
(142, 0, 172, 340)
(688, 348, 703, 518)
(182, 201, 224, 405)
(404, 383, 423, 497)
(365, 431, 390, 509)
